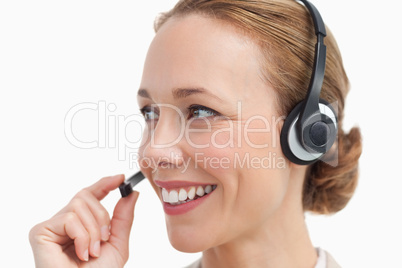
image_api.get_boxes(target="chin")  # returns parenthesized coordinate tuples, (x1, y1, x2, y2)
(170, 239, 206, 253)
(166, 221, 215, 253)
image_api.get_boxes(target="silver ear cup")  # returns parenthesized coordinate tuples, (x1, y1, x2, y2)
(280, 101, 337, 165)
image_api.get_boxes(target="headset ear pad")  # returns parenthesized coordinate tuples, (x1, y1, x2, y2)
(280, 99, 338, 165)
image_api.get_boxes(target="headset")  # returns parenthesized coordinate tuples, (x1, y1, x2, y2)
(280, 0, 338, 165)
(120, 0, 338, 197)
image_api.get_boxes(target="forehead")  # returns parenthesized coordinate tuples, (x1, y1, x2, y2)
(140, 14, 275, 113)
(150, 14, 256, 62)
(143, 15, 266, 92)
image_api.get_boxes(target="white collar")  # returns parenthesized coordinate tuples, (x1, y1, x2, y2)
(314, 247, 327, 268)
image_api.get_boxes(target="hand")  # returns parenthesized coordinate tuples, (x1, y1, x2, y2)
(29, 174, 140, 268)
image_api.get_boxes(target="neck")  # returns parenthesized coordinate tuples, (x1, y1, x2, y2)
(201, 170, 318, 268)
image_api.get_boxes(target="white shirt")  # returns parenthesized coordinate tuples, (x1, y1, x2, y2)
(185, 247, 330, 268)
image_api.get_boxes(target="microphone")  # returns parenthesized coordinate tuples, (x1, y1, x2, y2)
(119, 171, 146, 197)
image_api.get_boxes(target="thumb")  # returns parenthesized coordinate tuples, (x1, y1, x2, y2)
(108, 191, 140, 257)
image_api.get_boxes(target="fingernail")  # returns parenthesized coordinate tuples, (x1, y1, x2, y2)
(101, 226, 110, 241)
(93, 241, 100, 257)
(83, 249, 89, 261)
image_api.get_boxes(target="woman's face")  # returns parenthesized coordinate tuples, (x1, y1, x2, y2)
(138, 14, 294, 252)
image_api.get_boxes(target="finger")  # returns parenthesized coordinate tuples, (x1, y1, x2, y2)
(70, 198, 102, 258)
(75, 190, 111, 242)
(109, 191, 140, 259)
(46, 212, 90, 262)
(85, 174, 125, 200)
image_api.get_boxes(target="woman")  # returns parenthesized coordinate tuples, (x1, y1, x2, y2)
(29, 0, 362, 267)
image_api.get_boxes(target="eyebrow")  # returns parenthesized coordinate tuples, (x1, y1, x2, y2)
(137, 87, 223, 101)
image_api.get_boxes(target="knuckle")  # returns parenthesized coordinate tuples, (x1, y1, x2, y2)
(98, 209, 110, 224)
(69, 197, 85, 209)
(75, 188, 91, 198)
(64, 211, 78, 224)
(29, 223, 42, 243)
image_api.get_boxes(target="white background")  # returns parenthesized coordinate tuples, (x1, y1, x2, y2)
(1, 0, 401, 267)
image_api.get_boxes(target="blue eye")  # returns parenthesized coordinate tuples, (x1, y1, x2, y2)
(140, 106, 159, 121)
(188, 105, 219, 119)
(140, 104, 220, 121)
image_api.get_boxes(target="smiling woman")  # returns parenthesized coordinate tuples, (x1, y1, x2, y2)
(29, 0, 362, 267)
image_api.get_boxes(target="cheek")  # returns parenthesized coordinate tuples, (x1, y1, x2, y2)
(235, 166, 290, 225)
(186, 124, 239, 175)
(234, 121, 289, 220)
(186, 120, 234, 148)
(191, 119, 286, 171)
(189, 120, 289, 223)
(137, 135, 158, 193)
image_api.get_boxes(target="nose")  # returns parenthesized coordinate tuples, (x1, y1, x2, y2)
(140, 107, 185, 171)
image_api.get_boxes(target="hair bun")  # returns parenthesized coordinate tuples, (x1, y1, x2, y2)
(303, 127, 362, 214)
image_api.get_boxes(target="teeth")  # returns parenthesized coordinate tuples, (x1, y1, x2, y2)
(196, 186, 205, 197)
(188, 187, 195, 200)
(161, 185, 216, 204)
(205, 185, 212, 194)
(162, 188, 169, 202)
(179, 188, 187, 201)
(168, 190, 179, 204)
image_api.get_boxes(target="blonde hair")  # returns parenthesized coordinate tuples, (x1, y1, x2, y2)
(154, 0, 362, 214)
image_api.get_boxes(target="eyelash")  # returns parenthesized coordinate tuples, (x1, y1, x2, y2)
(139, 106, 157, 121)
(187, 104, 220, 120)
(139, 104, 220, 121)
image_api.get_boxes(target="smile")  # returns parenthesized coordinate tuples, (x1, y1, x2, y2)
(161, 185, 217, 205)
(154, 180, 218, 216)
